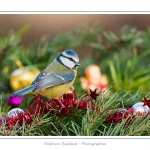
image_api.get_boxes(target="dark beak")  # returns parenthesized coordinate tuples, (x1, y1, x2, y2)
(76, 62, 80, 66)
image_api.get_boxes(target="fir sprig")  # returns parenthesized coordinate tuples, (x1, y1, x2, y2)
(105, 48, 150, 92)
(1, 23, 150, 136)
(90, 25, 143, 62)
(1, 89, 150, 136)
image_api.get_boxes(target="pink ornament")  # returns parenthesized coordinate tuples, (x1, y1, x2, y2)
(7, 95, 24, 106)
(0, 119, 2, 125)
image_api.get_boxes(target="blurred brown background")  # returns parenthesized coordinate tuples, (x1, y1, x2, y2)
(0, 14, 150, 46)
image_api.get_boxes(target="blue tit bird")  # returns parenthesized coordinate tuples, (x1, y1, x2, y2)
(12, 50, 80, 100)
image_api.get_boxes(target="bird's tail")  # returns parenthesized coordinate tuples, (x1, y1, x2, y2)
(12, 84, 37, 97)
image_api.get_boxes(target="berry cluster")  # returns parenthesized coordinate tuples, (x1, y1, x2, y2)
(1, 89, 97, 130)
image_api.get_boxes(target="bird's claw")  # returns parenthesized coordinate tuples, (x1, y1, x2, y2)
(58, 100, 65, 112)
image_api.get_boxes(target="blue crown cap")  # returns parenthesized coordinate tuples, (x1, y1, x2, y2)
(64, 50, 79, 58)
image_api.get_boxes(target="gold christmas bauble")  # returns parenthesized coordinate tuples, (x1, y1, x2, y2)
(10, 67, 40, 92)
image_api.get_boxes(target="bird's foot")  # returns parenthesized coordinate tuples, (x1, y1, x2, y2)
(58, 100, 65, 112)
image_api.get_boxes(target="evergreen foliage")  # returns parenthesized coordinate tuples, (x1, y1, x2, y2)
(1, 23, 150, 136)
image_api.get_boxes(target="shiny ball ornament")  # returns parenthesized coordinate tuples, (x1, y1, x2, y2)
(7, 108, 24, 117)
(7, 95, 24, 106)
(132, 102, 149, 116)
(10, 67, 40, 91)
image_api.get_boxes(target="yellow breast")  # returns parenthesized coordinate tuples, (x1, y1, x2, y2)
(39, 70, 76, 99)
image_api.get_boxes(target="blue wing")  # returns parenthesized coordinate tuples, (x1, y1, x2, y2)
(12, 84, 37, 97)
(33, 72, 75, 92)
(12, 71, 75, 96)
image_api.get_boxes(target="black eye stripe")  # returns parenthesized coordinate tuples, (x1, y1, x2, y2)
(68, 57, 76, 63)
(69, 57, 75, 62)
(61, 54, 76, 63)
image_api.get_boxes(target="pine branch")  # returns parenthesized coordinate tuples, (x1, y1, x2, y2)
(1, 24, 150, 136)
(90, 25, 143, 63)
(0, 45, 12, 67)
(105, 115, 150, 136)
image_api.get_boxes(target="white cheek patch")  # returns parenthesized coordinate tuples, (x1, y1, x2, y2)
(59, 56, 75, 69)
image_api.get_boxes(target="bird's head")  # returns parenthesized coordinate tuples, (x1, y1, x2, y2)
(56, 50, 80, 70)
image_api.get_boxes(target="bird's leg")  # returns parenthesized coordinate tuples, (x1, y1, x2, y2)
(70, 86, 74, 91)
(58, 96, 65, 112)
